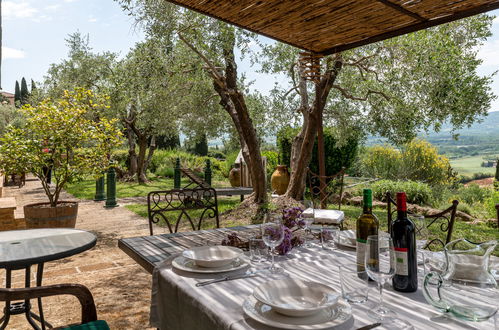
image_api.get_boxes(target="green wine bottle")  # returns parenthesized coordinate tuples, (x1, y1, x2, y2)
(356, 188, 379, 279)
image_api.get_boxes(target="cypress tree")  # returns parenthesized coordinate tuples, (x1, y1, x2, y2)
(495, 158, 499, 181)
(14, 81, 21, 106)
(194, 134, 208, 156)
(31, 79, 36, 92)
(20, 77, 29, 104)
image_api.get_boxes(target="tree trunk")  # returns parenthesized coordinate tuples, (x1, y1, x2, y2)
(136, 134, 148, 184)
(179, 32, 266, 203)
(143, 135, 156, 175)
(126, 127, 138, 177)
(285, 58, 343, 199)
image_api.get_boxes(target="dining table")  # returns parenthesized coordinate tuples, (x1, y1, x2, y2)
(118, 225, 498, 330)
(0, 228, 97, 330)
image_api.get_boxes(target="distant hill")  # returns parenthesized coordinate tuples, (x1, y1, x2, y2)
(367, 111, 499, 158)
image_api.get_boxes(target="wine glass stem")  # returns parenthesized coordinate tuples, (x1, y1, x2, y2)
(271, 247, 275, 270)
(378, 282, 384, 308)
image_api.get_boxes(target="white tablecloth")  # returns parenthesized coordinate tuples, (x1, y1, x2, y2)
(150, 246, 497, 330)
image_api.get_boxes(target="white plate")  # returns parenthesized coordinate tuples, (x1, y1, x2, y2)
(182, 246, 244, 268)
(253, 279, 339, 317)
(243, 295, 352, 330)
(172, 256, 248, 274)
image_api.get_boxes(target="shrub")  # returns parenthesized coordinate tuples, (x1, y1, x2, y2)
(370, 179, 432, 205)
(486, 191, 499, 218)
(361, 145, 401, 180)
(457, 184, 492, 205)
(361, 139, 454, 185)
(277, 126, 359, 176)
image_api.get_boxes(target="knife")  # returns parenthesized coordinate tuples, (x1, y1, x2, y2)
(356, 323, 382, 330)
(196, 270, 261, 287)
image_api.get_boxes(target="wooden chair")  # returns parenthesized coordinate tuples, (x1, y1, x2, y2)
(147, 187, 219, 235)
(386, 192, 458, 251)
(0, 283, 109, 330)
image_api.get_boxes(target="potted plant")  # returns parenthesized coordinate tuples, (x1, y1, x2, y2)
(0, 88, 122, 228)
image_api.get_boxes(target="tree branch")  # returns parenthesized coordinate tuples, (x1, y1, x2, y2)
(332, 84, 390, 101)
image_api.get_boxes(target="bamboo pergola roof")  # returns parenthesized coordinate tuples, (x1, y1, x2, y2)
(166, 0, 499, 54)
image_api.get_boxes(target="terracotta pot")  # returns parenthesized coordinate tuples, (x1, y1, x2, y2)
(24, 201, 78, 229)
(271, 165, 290, 195)
(229, 164, 241, 187)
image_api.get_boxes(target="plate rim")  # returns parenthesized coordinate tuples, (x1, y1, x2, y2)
(243, 294, 352, 330)
(171, 255, 248, 274)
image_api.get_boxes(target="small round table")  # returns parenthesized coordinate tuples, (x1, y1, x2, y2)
(0, 228, 97, 330)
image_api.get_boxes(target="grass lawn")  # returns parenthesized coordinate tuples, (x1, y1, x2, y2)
(66, 176, 231, 200)
(450, 156, 496, 176)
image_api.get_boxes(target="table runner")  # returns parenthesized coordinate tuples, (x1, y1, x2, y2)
(150, 244, 497, 330)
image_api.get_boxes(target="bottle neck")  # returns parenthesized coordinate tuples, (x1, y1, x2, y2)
(363, 205, 372, 214)
(397, 210, 408, 220)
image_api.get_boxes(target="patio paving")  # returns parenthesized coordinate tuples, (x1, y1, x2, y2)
(1, 177, 163, 329)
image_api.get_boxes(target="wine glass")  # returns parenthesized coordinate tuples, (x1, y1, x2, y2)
(261, 214, 285, 274)
(365, 235, 396, 320)
(412, 215, 429, 275)
(300, 200, 315, 247)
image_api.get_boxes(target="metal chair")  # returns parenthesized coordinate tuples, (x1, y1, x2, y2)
(386, 192, 458, 251)
(147, 187, 220, 235)
(307, 167, 345, 210)
(0, 283, 108, 330)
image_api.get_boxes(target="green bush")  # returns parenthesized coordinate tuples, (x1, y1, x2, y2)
(111, 149, 129, 168)
(457, 184, 492, 205)
(277, 126, 359, 176)
(370, 179, 432, 205)
(486, 190, 499, 218)
(262, 150, 279, 179)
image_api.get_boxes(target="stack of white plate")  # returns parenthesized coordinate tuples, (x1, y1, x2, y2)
(243, 278, 352, 329)
(172, 246, 247, 273)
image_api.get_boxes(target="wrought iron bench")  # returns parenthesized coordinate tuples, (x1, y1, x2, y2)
(147, 187, 220, 235)
(386, 192, 458, 251)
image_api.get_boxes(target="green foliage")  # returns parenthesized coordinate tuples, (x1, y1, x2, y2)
(370, 179, 432, 205)
(0, 88, 122, 206)
(193, 134, 208, 156)
(486, 191, 499, 218)
(277, 126, 358, 175)
(361, 139, 453, 185)
(457, 184, 492, 205)
(14, 81, 20, 106)
(262, 150, 279, 179)
(155, 134, 180, 150)
(0, 104, 25, 136)
(20, 78, 29, 105)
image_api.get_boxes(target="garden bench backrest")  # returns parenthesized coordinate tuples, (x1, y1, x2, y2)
(386, 192, 458, 251)
(147, 187, 219, 235)
(307, 167, 345, 210)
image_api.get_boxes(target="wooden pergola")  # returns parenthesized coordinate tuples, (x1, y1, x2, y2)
(164, 0, 499, 199)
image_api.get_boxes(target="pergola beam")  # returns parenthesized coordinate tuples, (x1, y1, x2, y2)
(375, 0, 426, 22)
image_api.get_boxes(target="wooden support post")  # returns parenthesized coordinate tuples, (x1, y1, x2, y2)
(317, 111, 326, 209)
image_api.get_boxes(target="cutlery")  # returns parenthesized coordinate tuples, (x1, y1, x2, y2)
(356, 323, 381, 330)
(196, 270, 263, 287)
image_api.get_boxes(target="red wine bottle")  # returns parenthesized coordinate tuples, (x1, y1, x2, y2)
(391, 192, 418, 292)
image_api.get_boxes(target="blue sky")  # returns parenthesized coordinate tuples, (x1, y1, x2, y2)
(2, 1, 499, 111)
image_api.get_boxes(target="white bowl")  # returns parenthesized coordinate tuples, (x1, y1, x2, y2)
(182, 246, 243, 268)
(253, 279, 339, 317)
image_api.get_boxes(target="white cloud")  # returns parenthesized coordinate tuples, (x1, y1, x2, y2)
(2, 47, 26, 60)
(478, 38, 499, 67)
(88, 16, 98, 23)
(3, 1, 38, 19)
(45, 4, 61, 11)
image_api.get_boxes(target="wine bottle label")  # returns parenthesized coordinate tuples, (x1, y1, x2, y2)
(356, 239, 366, 267)
(394, 247, 408, 276)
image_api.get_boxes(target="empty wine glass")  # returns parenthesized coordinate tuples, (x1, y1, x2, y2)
(365, 235, 396, 320)
(300, 200, 315, 247)
(261, 214, 285, 274)
(412, 214, 429, 275)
